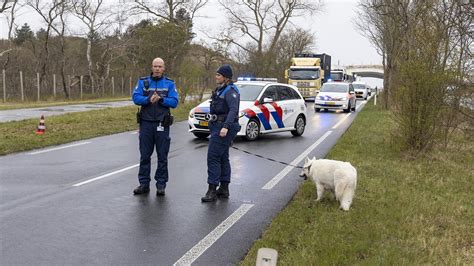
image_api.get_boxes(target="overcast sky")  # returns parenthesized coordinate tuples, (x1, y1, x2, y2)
(0, 0, 382, 86)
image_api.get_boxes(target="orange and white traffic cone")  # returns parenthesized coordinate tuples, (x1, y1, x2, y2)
(35, 115, 46, 135)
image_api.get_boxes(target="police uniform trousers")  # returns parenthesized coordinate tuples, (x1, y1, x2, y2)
(207, 121, 240, 185)
(138, 120, 171, 189)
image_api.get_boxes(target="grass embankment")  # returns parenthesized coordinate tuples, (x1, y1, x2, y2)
(0, 101, 196, 155)
(0, 96, 130, 110)
(242, 103, 473, 264)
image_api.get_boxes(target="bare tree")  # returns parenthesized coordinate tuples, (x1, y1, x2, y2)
(1, 0, 19, 69)
(356, 0, 412, 109)
(132, 0, 208, 22)
(276, 27, 315, 79)
(27, 0, 64, 93)
(218, 0, 320, 55)
(71, 0, 109, 94)
(48, 0, 69, 98)
(0, 0, 16, 13)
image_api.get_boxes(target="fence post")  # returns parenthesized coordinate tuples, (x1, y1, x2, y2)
(121, 76, 124, 96)
(37, 73, 40, 102)
(20, 71, 24, 101)
(53, 74, 56, 97)
(129, 76, 132, 96)
(80, 75, 83, 100)
(2, 69, 5, 102)
(68, 75, 71, 98)
(112, 76, 115, 96)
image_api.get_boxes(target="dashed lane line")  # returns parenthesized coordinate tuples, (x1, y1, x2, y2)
(173, 203, 254, 266)
(261, 131, 332, 190)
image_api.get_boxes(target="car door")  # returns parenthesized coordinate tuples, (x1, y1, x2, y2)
(257, 85, 279, 131)
(277, 86, 299, 129)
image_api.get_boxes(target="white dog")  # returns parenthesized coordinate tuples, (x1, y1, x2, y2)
(299, 157, 357, 211)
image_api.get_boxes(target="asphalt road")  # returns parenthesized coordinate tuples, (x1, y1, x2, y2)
(0, 101, 134, 122)
(0, 100, 369, 265)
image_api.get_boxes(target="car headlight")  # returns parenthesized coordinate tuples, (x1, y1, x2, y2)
(239, 111, 245, 118)
(189, 110, 195, 118)
(340, 97, 347, 101)
(309, 82, 315, 86)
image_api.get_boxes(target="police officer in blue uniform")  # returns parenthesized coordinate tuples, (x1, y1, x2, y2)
(132, 57, 179, 196)
(201, 64, 241, 202)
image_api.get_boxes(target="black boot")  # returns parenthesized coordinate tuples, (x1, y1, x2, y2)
(216, 182, 229, 199)
(201, 184, 217, 202)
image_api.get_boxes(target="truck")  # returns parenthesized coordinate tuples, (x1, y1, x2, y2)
(285, 53, 331, 99)
(331, 67, 355, 82)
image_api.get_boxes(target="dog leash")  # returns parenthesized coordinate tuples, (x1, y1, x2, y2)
(231, 145, 303, 169)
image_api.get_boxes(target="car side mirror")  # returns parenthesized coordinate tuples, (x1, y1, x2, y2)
(263, 97, 273, 103)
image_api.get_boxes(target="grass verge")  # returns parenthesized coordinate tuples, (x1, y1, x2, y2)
(241, 102, 473, 264)
(0, 101, 197, 155)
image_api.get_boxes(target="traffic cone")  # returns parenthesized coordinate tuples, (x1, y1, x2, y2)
(35, 115, 46, 135)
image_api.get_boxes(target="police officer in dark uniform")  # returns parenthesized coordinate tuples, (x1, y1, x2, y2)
(201, 64, 241, 202)
(132, 57, 179, 196)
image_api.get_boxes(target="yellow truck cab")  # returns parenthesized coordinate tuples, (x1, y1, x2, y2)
(285, 53, 331, 100)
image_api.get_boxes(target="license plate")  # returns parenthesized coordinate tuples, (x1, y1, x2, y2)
(327, 101, 335, 105)
(199, 121, 208, 127)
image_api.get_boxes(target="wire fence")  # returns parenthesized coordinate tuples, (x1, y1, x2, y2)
(1, 69, 215, 103)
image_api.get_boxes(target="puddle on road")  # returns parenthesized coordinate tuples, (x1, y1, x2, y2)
(38, 108, 65, 112)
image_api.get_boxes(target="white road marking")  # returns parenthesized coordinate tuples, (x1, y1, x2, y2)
(131, 131, 139, 135)
(28, 142, 91, 155)
(173, 203, 254, 266)
(72, 164, 139, 187)
(331, 113, 352, 129)
(262, 131, 332, 190)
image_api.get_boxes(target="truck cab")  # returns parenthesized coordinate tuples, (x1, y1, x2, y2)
(286, 53, 331, 100)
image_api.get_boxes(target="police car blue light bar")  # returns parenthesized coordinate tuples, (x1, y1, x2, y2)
(237, 77, 278, 82)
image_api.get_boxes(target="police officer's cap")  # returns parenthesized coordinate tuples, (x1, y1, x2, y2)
(216, 64, 233, 79)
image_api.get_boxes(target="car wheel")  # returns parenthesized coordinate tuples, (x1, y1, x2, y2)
(244, 118, 260, 141)
(315, 108, 320, 112)
(324, 108, 329, 112)
(193, 132, 210, 139)
(291, 115, 306, 136)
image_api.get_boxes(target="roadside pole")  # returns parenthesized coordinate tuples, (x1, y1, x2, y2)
(2, 69, 5, 102)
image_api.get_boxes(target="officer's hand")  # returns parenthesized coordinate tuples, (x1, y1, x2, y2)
(219, 128, 228, 137)
(150, 92, 159, 104)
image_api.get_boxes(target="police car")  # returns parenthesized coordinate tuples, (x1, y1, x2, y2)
(314, 82, 356, 113)
(188, 77, 307, 141)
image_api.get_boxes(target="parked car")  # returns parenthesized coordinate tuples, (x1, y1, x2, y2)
(188, 78, 307, 141)
(314, 82, 356, 112)
(352, 81, 369, 100)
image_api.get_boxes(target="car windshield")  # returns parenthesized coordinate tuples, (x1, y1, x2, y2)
(331, 72, 344, 81)
(236, 84, 265, 101)
(320, 83, 348, 93)
(353, 84, 366, 90)
(289, 69, 320, 80)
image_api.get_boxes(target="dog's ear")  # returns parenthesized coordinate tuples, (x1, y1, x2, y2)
(305, 157, 309, 164)
(312, 156, 316, 161)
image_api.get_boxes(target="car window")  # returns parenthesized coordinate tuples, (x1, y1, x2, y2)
(236, 84, 265, 101)
(288, 87, 302, 100)
(353, 84, 366, 90)
(278, 86, 294, 101)
(320, 83, 349, 93)
(260, 86, 278, 102)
